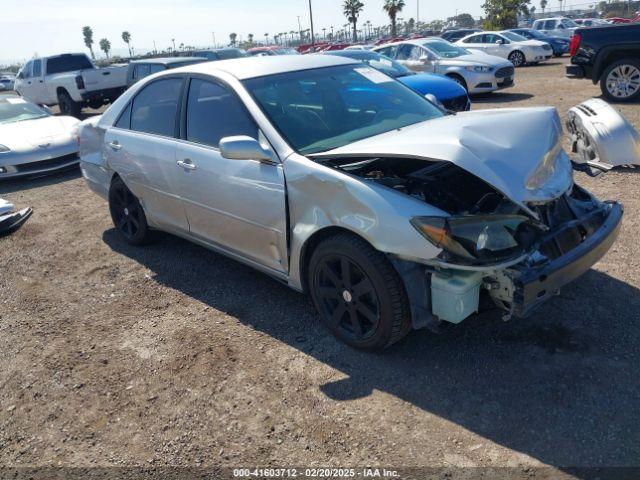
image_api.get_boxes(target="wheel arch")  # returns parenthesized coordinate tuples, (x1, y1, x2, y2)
(594, 47, 640, 83)
(298, 226, 375, 294)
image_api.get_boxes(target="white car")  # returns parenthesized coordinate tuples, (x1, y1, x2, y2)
(373, 38, 515, 94)
(456, 31, 553, 67)
(532, 17, 579, 38)
(0, 95, 80, 179)
(14, 53, 128, 118)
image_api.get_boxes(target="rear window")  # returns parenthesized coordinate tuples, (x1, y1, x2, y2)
(46, 55, 93, 74)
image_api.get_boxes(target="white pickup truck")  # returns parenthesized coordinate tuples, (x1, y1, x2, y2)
(14, 53, 128, 117)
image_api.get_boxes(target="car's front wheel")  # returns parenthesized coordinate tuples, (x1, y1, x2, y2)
(600, 59, 640, 102)
(308, 233, 411, 350)
(508, 50, 526, 67)
(108, 176, 151, 245)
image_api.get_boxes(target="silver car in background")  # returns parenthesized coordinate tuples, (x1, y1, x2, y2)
(78, 56, 622, 350)
(373, 38, 515, 94)
(0, 95, 79, 179)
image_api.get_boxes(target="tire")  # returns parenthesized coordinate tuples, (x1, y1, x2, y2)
(308, 232, 411, 351)
(108, 176, 151, 246)
(508, 50, 526, 68)
(447, 74, 468, 91)
(599, 58, 640, 103)
(553, 52, 563, 58)
(57, 90, 82, 118)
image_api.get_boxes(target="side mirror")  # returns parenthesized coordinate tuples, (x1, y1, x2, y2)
(219, 135, 274, 162)
(16, 72, 24, 79)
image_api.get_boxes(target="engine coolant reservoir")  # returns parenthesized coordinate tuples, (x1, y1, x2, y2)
(431, 270, 483, 324)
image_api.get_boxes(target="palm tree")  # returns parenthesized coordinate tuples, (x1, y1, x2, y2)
(343, 0, 364, 43)
(264, 33, 269, 45)
(121, 31, 132, 57)
(82, 26, 95, 60)
(229, 33, 237, 46)
(558, 0, 563, 12)
(540, 0, 547, 14)
(248, 33, 254, 45)
(99, 38, 111, 59)
(383, 0, 406, 38)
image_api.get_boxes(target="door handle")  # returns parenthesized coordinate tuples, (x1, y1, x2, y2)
(177, 159, 197, 170)
(108, 140, 122, 151)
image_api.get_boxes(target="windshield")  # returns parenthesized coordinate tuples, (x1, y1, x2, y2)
(243, 64, 443, 155)
(421, 40, 470, 58)
(520, 29, 542, 38)
(501, 32, 528, 42)
(0, 98, 48, 124)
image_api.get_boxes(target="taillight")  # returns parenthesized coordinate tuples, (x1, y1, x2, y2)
(569, 33, 581, 57)
(75, 75, 85, 90)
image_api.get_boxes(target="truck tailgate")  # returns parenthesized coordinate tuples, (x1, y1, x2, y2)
(82, 65, 128, 93)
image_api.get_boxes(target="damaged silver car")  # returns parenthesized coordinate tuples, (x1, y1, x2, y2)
(78, 56, 623, 350)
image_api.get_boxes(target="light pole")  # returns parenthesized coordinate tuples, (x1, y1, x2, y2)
(297, 16, 303, 44)
(308, 0, 316, 51)
(211, 32, 216, 48)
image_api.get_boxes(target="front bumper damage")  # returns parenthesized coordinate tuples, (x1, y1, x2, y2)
(487, 200, 623, 318)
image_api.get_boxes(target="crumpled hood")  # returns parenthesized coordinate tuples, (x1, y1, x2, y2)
(313, 107, 573, 213)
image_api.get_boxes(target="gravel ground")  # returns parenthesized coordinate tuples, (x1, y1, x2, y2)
(0, 58, 639, 479)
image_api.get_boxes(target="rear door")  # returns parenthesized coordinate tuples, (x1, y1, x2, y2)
(104, 76, 189, 232)
(173, 77, 288, 273)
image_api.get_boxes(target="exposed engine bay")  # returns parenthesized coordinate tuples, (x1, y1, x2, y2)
(316, 155, 618, 325)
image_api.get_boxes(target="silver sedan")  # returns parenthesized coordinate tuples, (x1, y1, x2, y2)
(373, 38, 515, 94)
(78, 55, 622, 350)
(0, 95, 80, 179)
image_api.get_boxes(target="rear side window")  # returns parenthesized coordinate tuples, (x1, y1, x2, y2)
(46, 55, 93, 74)
(32, 59, 42, 77)
(185, 79, 257, 148)
(130, 78, 182, 137)
(115, 103, 132, 129)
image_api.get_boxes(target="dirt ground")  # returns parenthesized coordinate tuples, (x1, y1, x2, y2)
(1, 58, 639, 479)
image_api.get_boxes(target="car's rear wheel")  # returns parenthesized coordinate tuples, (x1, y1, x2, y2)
(308, 233, 411, 350)
(57, 91, 82, 118)
(108, 176, 151, 246)
(600, 59, 640, 102)
(508, 50, 526, 67)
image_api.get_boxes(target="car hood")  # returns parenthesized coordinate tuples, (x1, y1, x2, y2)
(517, 39, 550, 47)
(0, 115, 79, 150)
(397, 73, 467, 99)
(312, 107, 572, 215)
(439, 52, 511, 67)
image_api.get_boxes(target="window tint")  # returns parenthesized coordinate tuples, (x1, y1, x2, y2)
(130, 78, 182, 137)
(186, 79, 257, 148)
(46, 54, 93, 74)
(32, 59, 42, 77)
(115, 103, 132, 129)
(464, 35, 482, 43)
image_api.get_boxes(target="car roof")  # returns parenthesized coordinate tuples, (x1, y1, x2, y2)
(174, 54, 357, 80)
(130, 57, 207, 65)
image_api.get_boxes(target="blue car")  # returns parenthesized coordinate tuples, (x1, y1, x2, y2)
(509, 28, 570, 57)
(324, 50, 471, 112)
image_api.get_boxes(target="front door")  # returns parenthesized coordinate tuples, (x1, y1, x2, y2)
(105, 76, 189, 232)
(174, 77, 288, 273)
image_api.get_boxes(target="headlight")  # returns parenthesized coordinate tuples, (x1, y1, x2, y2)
(465, 65, 493, 73)
(411, 214, 532, 264)
(0, 144, 10, 153)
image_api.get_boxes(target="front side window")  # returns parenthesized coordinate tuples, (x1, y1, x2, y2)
(185, 79, 258, 148)
(244, 64, 443, 155)
(130, 78, 182, 137)
(463, 35, 482, 43)
(20, 61, 33, 79)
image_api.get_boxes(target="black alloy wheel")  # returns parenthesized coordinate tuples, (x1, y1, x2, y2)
(108, 177, 150, 245)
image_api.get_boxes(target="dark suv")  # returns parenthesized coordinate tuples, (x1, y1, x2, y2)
(440, 29, 481, 43)
(566, 23, 640, 102)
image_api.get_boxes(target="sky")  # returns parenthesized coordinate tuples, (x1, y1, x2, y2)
(0, 0, 488, 64)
